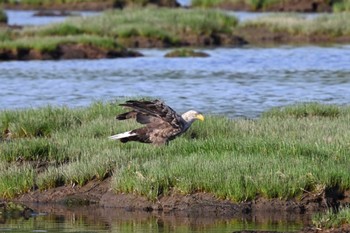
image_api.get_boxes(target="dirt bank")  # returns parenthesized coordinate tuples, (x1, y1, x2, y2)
(234, 27, 350, 46)
(0, 44, 142, 61)
(11, 178, 314, 214)
(0, 178, 348, 232)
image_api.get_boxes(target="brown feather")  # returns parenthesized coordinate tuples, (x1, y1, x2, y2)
(110, 100, 202, 145)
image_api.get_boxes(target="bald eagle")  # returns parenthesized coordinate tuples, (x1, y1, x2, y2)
(109, 100, 204, 145)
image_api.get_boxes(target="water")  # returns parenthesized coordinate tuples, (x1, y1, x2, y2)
(0, 204, 306, 233)
(5, 10, 100, 26)
(1, 46, 350, 118)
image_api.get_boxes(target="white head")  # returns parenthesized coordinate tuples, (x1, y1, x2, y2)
(181, 110, 205, 124)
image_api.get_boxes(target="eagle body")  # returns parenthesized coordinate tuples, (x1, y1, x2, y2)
(109, 100, 204, 145)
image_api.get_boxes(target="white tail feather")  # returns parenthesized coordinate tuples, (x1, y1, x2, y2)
(109, 131, 137, 140)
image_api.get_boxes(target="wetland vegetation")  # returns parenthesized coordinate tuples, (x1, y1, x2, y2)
(1, 7, 350, 60)
(312, 206, 350, 229)
(1, 101, 350, 204)
(192, 0, 350, 12)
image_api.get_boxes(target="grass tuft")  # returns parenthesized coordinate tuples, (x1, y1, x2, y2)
(0, 35, 121, 52)
(241, 13, 350, 37)
(0, 164, 34, 198)
(312, 206, 350, 229)
(333, 0, 350, 12)
(262, 102, 342, 118)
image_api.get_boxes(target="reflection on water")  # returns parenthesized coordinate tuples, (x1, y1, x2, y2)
(1, 46, 350, 118)
(0, 204, 306, 233)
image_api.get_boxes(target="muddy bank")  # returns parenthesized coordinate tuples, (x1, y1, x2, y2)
(104, 30, 350, 48)
(0, 44, 142, 61)
(0, 178, 348, 232)
(234, 27, 350, 46)
(12, 178, 349, 217)
(0, 33, 246, 61)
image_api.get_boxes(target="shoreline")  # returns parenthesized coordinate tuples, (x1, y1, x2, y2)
(1, 7, 350, 61)
(2, 177, 350, 233)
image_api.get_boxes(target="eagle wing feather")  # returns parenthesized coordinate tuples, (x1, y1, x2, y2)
(112, 100, 189, 145)
(118, 100, 183, 129)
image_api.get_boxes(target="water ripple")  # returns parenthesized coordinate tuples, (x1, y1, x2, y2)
(1, 46, 350, 118)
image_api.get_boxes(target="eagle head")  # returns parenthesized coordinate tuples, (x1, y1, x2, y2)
(181, 110, 204, 123)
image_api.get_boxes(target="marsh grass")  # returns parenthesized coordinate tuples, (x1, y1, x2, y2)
(333, 0, 350, 12)
(241, 12, 350, 37)
(1, 101, 350, 201)
(192, 0, 296, 10)
(0, 28, 12, 42)
(0, 164, 34, 198)
(312, 206, 350, 228)
(0, 35, 120, 52)
(23, 7, 238, 39)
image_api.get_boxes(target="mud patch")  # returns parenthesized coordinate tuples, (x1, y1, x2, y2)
(13, 178, 349, 215)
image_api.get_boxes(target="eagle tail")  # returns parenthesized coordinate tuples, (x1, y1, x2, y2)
(108, 131, 137, 141)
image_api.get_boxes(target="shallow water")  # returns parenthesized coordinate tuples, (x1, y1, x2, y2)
(1, 46, 350, 118)
(0, 204, 306, 233)
(5, 10, 100, 26)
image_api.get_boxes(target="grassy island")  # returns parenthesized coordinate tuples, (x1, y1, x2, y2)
(1, 102, 350, 202)
(192, 0, 350, 12)
(24, 7, 238, 45)
(0, 8, 239, 60)
(0, 7, 350, 58)
(1, 8, 350, 60)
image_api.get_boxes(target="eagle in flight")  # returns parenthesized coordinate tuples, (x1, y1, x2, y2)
(109, 99, 204, 145)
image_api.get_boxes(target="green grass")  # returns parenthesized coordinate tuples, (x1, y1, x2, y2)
(164, 48, 209, 57)
(3, 8, 350, 51)
(0, 28, 12, 42)
(192, 0, 307, 10)
(334, 0, 350, 12)
(0, 35, 121, 52)
(1, 101, 350, 201)
(240, 12, 350, 37)
(3, 7, 238, 51)
(192, 0, 350, 12)
(312, 206, 350, 229)
(23, 7, 238, 40)
(0, 164, 34, 198)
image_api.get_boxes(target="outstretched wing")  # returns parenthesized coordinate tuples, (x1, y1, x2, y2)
(117, 100, 184, 129)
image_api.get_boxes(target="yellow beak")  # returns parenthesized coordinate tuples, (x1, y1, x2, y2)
(196, 114, 205, 121)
